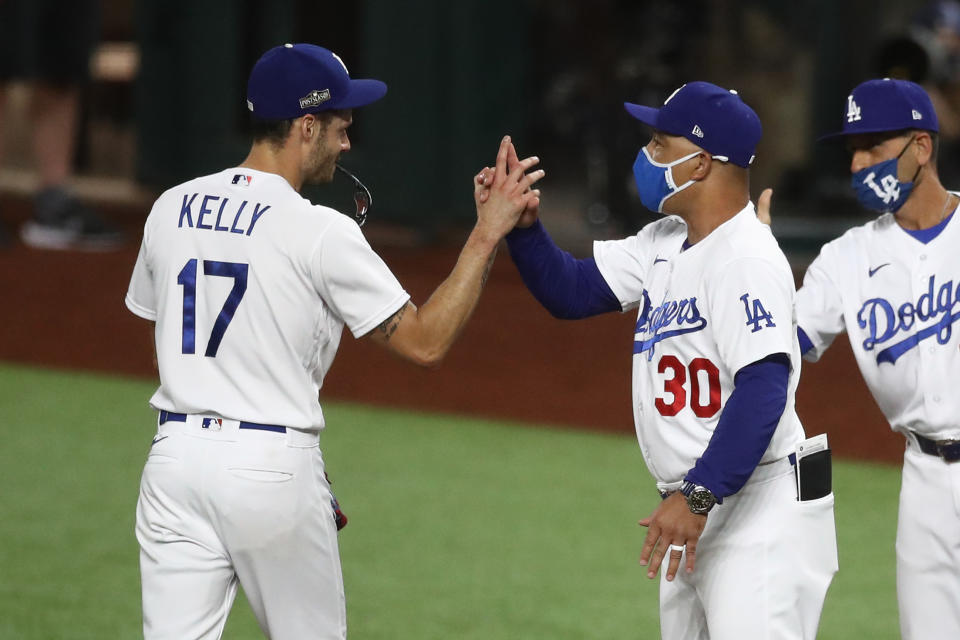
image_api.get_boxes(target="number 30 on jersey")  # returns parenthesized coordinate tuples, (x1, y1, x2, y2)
(655, 355, 721, 418)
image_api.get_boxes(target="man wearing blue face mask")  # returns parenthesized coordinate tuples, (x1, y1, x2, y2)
(479, 81, 837, 639)
(760, 77, 960, 640)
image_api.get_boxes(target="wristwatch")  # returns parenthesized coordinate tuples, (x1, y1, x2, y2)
(680, 481, 717, 515)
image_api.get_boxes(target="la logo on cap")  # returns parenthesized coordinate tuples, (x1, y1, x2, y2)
(846, 95, 862, 123)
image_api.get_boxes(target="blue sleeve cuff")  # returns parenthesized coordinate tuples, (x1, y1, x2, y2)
(797, 326, 814, 356)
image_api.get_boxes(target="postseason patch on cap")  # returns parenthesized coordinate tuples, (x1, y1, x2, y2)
(299, 89, 331, 109)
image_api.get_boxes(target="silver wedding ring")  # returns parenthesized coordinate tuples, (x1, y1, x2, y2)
(668, 544, 686, 553)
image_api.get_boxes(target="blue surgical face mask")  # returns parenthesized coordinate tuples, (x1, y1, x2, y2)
(851, 137, 919, 213)
(633, 147, 702, 214)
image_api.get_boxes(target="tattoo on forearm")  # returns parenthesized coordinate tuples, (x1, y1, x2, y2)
(376, 303, 408, 341)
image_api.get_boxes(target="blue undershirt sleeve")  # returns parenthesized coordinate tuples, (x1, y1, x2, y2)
(797, 327, 814, 356)
(505, 220, 621, 319)
(684, 353, 791, 501)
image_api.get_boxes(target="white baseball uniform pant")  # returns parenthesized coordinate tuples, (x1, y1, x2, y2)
(897, 437, 960, 640)
(659, 457, 838, 640)
(136, 415, 345, 640)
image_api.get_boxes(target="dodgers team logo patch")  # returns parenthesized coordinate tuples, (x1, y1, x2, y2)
(232, 174, 253, 187)
(633, 291, 708, 359)
(858, 275, 960, 364)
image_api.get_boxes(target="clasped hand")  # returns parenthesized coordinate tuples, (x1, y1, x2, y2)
(474, 136, 543, 232)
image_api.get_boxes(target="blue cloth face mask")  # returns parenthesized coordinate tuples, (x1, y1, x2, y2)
(851, 137, 919, 213)
(633, 147, 702, 213)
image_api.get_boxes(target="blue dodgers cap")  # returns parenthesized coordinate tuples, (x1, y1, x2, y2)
(624, 81, 762, 167)
(820, 78, 938, 139)
(246, 43, 387, 120)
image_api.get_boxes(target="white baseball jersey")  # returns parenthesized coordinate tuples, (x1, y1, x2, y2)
(796, 201, 960, 439)
(594, 204, 806, 487)
(797, 198, 960, 640)
(126, 167, 410, 431)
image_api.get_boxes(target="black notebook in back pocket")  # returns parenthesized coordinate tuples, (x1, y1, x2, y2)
(797, 448, 832, 501)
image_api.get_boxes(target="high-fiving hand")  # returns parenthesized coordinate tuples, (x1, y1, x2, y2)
(475, 137, 542, 230)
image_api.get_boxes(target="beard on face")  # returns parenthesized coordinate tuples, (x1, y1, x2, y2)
(306, 130, 339, 185)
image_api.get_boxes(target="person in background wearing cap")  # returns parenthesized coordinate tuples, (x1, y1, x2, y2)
(759, 77, 960, 639)
(479, 81, 837, 638)
(125, 43, 544, 640)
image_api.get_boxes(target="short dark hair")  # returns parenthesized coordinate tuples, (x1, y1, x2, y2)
(249, 117, 296, 147)
(248, 111, 339, 147)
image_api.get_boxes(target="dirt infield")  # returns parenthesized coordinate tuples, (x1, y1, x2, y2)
(0, 198, 902, 465)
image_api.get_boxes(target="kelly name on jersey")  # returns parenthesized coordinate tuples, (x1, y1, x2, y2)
(176, 191, 272, 237)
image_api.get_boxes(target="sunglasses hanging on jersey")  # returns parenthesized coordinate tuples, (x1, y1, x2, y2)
(335, 163, 372, 228)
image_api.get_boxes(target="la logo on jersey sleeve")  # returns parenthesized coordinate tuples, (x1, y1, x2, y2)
(740, 293, 776, 332)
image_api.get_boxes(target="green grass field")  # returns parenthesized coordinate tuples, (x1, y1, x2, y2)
(0, 362, 902, 639)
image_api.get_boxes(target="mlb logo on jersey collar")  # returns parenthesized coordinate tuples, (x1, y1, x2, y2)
(232, 174, 253, 187)
(821, 78, 939, 139)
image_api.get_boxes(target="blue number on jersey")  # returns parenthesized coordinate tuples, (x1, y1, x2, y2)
(740, 293, 776, 333)
(177, 259, 198, 353)
(176, 259, 249, 357)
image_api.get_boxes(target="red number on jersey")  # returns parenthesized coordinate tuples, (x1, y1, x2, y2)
(689, 358, 721, 418)
(654, 355, 721, 418)
(654, 355, 687, 416)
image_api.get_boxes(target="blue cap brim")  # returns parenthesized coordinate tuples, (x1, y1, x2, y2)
(624, 102, 660, 129)
(816, 125, 913, 142)
(816, 130, 847, 141)
(334, 78, 387, 110)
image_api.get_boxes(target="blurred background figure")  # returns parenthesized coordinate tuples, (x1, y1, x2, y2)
(874, 0, 960, 186)
(0, 0, 949, 255)
(525, 0, 709, 236)
(0, 0, 122, 250)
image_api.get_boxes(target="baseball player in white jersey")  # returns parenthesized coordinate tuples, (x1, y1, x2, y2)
(760, 78, 960, 639)
(484, 82, 837, 638)
(125, 43, 543, 640)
